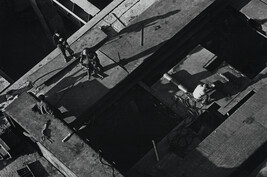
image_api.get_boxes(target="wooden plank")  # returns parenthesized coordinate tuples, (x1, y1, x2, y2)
(69, 0, 100, 16)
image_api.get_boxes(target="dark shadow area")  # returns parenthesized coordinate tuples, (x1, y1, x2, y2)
(254, 18, 267, 25)
(101, 40, 167, 73)
(42, 59, 81, 87)
(86, 0, 113, 10)
(0, 128, 36, 171)
(248, 18, 267, 35)
(229, 142, 267, 177)
(45, 69, 86, 98)
(58, 12, 80, 37)
(0, 0, 80, 82)
(17, 160, 49, 177)
(177, 150, 238, 177)
(209, 71, 250, 102)
(0, 3, 54, 81)
(28, 160, 50, 177)
(118, 10, 180, 35)
(46, 72, 108, 118)
(31, 67, 64, 86)
(77, 85, 178, 173)
(128, 128, 239, 177)
(230, 0, 254, 10)
(189, 103, 224, 137)
(186, 44, 206, 56)
(251, 71, 267, 86)
(201, 7, 267, 79)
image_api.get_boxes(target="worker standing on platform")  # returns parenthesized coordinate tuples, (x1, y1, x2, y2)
(52, 32, 75, 62)
(192, 83, 215, 104)
(32, 95, 61, 118)
(32, 94, 61, 143)
(79, 48, 104, 80)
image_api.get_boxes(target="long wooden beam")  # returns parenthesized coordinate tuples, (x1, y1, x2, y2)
(52, 0, 87, 25)
(69, 0, 100, 16)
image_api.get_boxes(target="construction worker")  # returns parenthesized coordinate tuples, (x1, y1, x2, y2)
(79, 48, 104, 80)
(192, 83, 215, 104)
(52, 32, 74, 62)
(32, 94, 61, 118)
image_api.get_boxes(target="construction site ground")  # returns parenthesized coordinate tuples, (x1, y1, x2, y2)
(1, 0, 267, 176)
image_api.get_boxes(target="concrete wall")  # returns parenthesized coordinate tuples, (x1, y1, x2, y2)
(37, 142, 77, 177)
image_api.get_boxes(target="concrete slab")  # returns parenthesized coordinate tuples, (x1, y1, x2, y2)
(5, 93, 122, 177)
(111, 0, 157, 32)
(103, 0, 141, 28)
(241, 0, 267, 32)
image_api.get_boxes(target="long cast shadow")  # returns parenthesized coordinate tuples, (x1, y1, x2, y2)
(118, 9, 181, 35)
(101, 40, 167, 72)
(254, 18, 267, 25)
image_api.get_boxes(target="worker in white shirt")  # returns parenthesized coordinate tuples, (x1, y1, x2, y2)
(193, 83, 215, 104)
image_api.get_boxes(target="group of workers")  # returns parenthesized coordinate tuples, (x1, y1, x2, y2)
(53, 32, 104, 80)
(164, 73, 216, 105)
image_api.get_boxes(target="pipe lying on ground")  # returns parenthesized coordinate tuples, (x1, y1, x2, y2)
(163, 73, 188, 93)
(152, 140, 160, 162)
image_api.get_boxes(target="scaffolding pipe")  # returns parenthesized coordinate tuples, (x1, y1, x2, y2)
(163, 73, 188, 93)
(152, 140, 160, 162)
(52, 0, 87, 25)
